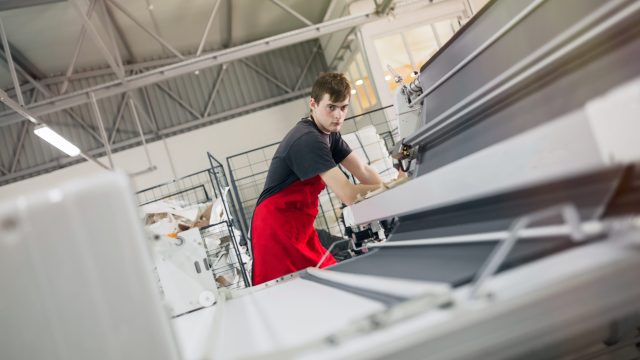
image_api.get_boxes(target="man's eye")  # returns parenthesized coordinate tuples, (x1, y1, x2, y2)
(329, 105, 336, 111)
(341, 106, 348, 111)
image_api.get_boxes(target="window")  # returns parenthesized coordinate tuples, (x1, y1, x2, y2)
(345, 52, 378, 113)
(374, 15, 463, 93)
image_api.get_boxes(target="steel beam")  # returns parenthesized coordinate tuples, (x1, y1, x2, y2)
(0, 1, 437, 126)
(130, 99, 155, 133)
(294, 43, 321, 91)
(153, 87, 310, 135)
(0, 87, 310, 185)
(0, 87, 38, 123)
(10, 122, 30, 173)
(240, 59, 291, 93)
(130, 92, 176, 178)
(103, 0, 134, 60)
(79, 151, 110, 170)
(89, 92, 114, 168)
(70, 0, 124, 79)
(0, 87, 110, 174)
(0, 45, 106, 143)
(106, 0, 184, 60)
(128, 97, 153, 166)
(197, 0, 222, 56)
(0, 17, 24, 106)
(140, 86, 160, 131)
(155, 83, 202, 119)
(0, 49, 57, 96)
(137, 81, 179, 179)
(0, 65, 109, 149)
(328, 27, 355, 70)
(0, 48, 43, 86)
(9, 90, 39, 173)
(96, 0, 124, 74)
(41, 120, 137, 136)
(270, 0, 312, 26)
(138, 86, 178, 180)
(0, 43, 45, 80)
(108, 92, 129, 144)
(323, 0, 338, 22)
(202, 63, 227, 118)
(225, 0, 232, 48)
(60, 106, 106, 144)
(60, 0, 98, 95)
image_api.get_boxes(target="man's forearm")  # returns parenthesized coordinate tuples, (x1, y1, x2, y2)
(356, 165, 384, 185)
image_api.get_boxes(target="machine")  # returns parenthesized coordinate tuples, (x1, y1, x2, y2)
(2, 0, 640, 359)
(176, 0, 640, 358)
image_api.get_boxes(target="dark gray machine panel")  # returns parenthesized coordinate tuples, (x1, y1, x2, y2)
(329, 237, 576, 287)
(330, 0, 640, 289)
(412, 0, 640, 175)
(330, 165, 627, 286)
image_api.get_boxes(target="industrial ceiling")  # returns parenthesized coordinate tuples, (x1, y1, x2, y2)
(0, 0, 381, 185)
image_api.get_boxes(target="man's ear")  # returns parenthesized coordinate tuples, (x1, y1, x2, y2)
(309, 97, 317, 110)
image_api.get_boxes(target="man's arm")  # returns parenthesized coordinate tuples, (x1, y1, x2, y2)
(339, 152, 383, 185)
(320, 167, 381, 205)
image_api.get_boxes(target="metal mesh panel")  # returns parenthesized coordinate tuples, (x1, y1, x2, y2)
(207, 153, 249, 246)
(136, 170, 218, 206)
(200, 221, 250, 290)
(226, 143, 279, 235)
(227, 107, 398, 240)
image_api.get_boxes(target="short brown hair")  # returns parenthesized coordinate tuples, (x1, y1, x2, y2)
(310, 72, 351, 103)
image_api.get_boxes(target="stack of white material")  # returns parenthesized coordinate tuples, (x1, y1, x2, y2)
(342, 125, 398, 182)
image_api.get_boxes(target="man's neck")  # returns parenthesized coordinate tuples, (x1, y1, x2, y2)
(309, 114, 330, 134)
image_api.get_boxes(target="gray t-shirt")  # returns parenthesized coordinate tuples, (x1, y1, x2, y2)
(256, 117, 352, 206)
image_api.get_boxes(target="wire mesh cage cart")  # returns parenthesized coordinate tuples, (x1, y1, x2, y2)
(137, 156, 251, 290)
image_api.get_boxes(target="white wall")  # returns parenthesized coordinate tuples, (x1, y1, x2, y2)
(0, 98, 309, 202)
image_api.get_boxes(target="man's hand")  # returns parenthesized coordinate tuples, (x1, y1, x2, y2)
(320, 167, 382, 205)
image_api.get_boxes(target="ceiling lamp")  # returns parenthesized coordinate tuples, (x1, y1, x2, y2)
(34, 125, 81, 157)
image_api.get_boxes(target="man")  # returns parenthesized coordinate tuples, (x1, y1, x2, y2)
(251, 72, 387, 285)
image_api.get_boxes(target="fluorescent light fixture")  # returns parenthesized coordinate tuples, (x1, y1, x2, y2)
(355, 79, 364, 86)
(34, 125, 81, 157)
(350, 89, 357, 95)
(384, 75, 392, 81)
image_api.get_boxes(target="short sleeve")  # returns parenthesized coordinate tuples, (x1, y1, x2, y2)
(331, 133, 352, 164)
(286, 133, 337, 180)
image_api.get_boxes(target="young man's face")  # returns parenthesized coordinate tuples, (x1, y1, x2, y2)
(310, 93, 349, 134)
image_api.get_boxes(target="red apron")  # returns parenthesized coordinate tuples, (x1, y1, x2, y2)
(251, 175, 337, 285)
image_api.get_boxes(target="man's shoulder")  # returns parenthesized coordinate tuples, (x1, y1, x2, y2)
(283, 119, 326, 144)
(329, 131, 343, 141)
(289, 118, 317, 134)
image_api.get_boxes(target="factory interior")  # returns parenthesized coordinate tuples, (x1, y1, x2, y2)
(1, 0, 640, 359)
